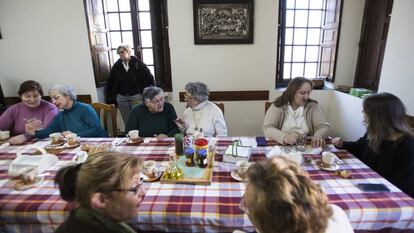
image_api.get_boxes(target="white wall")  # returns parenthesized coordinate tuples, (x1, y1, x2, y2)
(0, 0, 97, 100)
(379, 0, 414, 115)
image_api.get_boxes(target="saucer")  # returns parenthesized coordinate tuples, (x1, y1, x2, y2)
(316, 160, 339, 172)
(47, 141, 65, 147)
(64, 142, 80, 148)
(143, 168, 162, 182)
(126, 138, 143, 144)
(231, 170, 248, 182)
(14, 176, 44, 190)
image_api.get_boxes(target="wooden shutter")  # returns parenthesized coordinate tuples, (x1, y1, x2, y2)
(84, 0, 112, 87)
(319, 0, 343, 82)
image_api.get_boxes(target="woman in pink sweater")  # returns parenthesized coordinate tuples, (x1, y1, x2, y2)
(0, 80, 58, 144)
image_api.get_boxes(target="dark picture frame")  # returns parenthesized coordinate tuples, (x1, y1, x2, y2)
(193, 0, 254, 44)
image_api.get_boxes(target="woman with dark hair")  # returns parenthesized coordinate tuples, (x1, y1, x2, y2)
(263, 77, 331, 147)
(55, 152, 145, 233)
(333, 93, 414, 197)
(0, 80, 58, 144)
(26, 84, 107, 138)
(239, 156, 353, 233)
(125, 86, 179, 140)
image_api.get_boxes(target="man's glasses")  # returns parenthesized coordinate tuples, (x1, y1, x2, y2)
(99, 177, 144, 195)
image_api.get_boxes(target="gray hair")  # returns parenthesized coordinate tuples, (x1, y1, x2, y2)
(142, 86, 163, 101)
(185, 82, 209, 102)
(116, 44, 132, 54)
(50, 84, 77, 100)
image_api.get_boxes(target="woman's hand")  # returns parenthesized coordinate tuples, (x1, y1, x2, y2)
(8, 134, 28, 145)
(155, 134, 168, 141)
(283, 133, 298, 145)
(25, 120, 43, 135)
(174, 118, 185, 131)
(332, 137, 343, 148)
(311, 136, 325, 148)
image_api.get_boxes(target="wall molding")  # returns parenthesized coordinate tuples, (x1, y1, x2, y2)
(179, 90, 269, 102)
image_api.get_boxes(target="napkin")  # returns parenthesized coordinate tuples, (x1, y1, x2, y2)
(266, 146, 303, 164)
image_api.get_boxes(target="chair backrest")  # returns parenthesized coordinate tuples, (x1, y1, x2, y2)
(265, 101, 272, 114)
(214, 102, 225, 116)
(91, 102, 118, 137)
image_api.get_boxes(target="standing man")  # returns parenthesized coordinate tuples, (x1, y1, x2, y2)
(105, 44, 155, 124)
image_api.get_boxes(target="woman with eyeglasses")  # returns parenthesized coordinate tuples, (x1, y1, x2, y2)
(175, 81, 227, 137)
(55, 152, 145, 233)
(26, 84, 108, 138)
(238, 157, 353, 233)
(0, 80, 58, 144)
(263, 77, 331, 147)
(125, 86, 179, 140)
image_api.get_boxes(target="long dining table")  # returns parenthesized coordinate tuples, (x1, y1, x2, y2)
(0, 137, 413, 233)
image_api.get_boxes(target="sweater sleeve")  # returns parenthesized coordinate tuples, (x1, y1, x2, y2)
(393, 139, 414, 197)
(0, 106, 15, 131)
(263, 105, 287, 144)
(125, 107, 140, 133)
(165, 104, 180, 137)
(42, 104, 59, 127)
(311, 104, 332, 138)
(213, 106, 227, 137)
(341, 135, 367, 160)
(76, 105, 107, 137)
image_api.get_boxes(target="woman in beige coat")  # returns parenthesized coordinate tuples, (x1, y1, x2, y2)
(263, 77, 331, 147)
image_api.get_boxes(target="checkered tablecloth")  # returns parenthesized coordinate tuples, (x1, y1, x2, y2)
(0, 137, 413, 233)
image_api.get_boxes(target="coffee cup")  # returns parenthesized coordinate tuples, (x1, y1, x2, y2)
(236, 160, 250, 178)
(144, 160, 157, 177)
(127, 130, 140, 141)
(19, 167, 38, 184)
(0, 130, 10, 140)
(295, 134, 307, 152)
(65, 133, 78, 146)
(322, 152, 336, 167)
(49, 133, 63, 144)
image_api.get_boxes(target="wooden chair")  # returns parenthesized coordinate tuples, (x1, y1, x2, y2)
(214, 102, 225, 116)
(265, 101, 272, 114)
(91, 102, 118, 137)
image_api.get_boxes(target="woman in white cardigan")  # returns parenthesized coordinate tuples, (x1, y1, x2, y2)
(175, 82, 227, 137)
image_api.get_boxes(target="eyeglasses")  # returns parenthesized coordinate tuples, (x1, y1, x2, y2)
(51, 95, 63, 101)
(99, 177, 144, 195)
(150, 96, 165, 105)
(239, 195, 250, 215)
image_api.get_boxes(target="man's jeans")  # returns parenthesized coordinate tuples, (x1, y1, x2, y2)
(116, 93, 142, 124)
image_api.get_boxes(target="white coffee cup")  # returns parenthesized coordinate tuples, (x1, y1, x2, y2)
(65, 133, 78, 146)
(49, 133, 63, 144)
(127, 130, 140, 140)
(236, 160, 250, 178)
(0, 130, 10, 140)
(144, 160, 157, 176)
(322, 152, 336, 166)
(19, 166, 38, 183)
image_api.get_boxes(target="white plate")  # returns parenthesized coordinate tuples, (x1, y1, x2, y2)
(231, 170, 248, 182)
(14, 176, 44, 190)
(64, 142, 80, 148)
(143, 168, 162, 182)
(316, 160, 339, 171)
(125, 138, 143, 144)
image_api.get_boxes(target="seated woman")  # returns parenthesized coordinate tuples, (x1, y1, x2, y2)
(175, 82, 227, 137)
(0, 80, 58, 144)
(263, 77, 331, 147)
(55, 152, 145, 233)
(240, 156, 353, 233)
(26, 84, 107, 138)
(332, 93, 414, 197)
(125, 86, 179, 140)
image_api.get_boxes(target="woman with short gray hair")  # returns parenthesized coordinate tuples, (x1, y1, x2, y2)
(175, 81, 227, 137)
(125, 86, 179, 140)
(26, 84, 108, 138)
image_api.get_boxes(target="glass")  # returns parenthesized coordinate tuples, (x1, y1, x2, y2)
(283, 63, 291, 79)
(122, 31, 134, 47)
(285, 10, 294, 27)
(138, 0, 150, 11)
(99, 177, 144, 195)
(108, 13, 120, 30)
(291, 63, 304, 78)
(118, 0, 130, 11)
(284, 45, 292, 62)
(307, 29, 321, 44)
(308, 10, 322, 27)
(139, 12, 151, 29)
(306, 46, 319, 62)
(294, 10, 308, 27)
(111, 32, 122, 48)
(295, 0, 309, 9)
(304, 63, 317, 78)
(285, 28, 293, 45)
(142, 48, 154, 65)
(292, 46, 305, 62)
(106, 0, 118, 12)
(309, 0, 323, 9)
(293, 29, 306, 45)
(120, 13, 132, 30)
(295, 134, 307, 152)
(140, 30, 153, 47)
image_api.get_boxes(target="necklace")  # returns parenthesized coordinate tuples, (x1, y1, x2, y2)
(192, 109, 203, 131)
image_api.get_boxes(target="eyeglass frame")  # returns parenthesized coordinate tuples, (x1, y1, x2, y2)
(98, 177, 144, 195)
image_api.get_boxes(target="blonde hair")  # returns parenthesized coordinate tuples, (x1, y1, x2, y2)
(245, 157, 332, 233)
(55, 152, 143, 208)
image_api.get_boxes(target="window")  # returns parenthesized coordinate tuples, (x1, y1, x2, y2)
(84, 0, 172, 91)
(276, 0, 342, 87)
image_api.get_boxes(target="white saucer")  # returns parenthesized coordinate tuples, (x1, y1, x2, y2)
(231, 170, 248, 182)
(143, 168, 162, 182)
(64, 142, 80, 148)
(316, 160, 339, 171)
(125, 138, 143, 144)
(14, 176, 44, 190)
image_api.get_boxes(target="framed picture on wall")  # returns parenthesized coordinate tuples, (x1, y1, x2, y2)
(193, 0, 254, 44)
